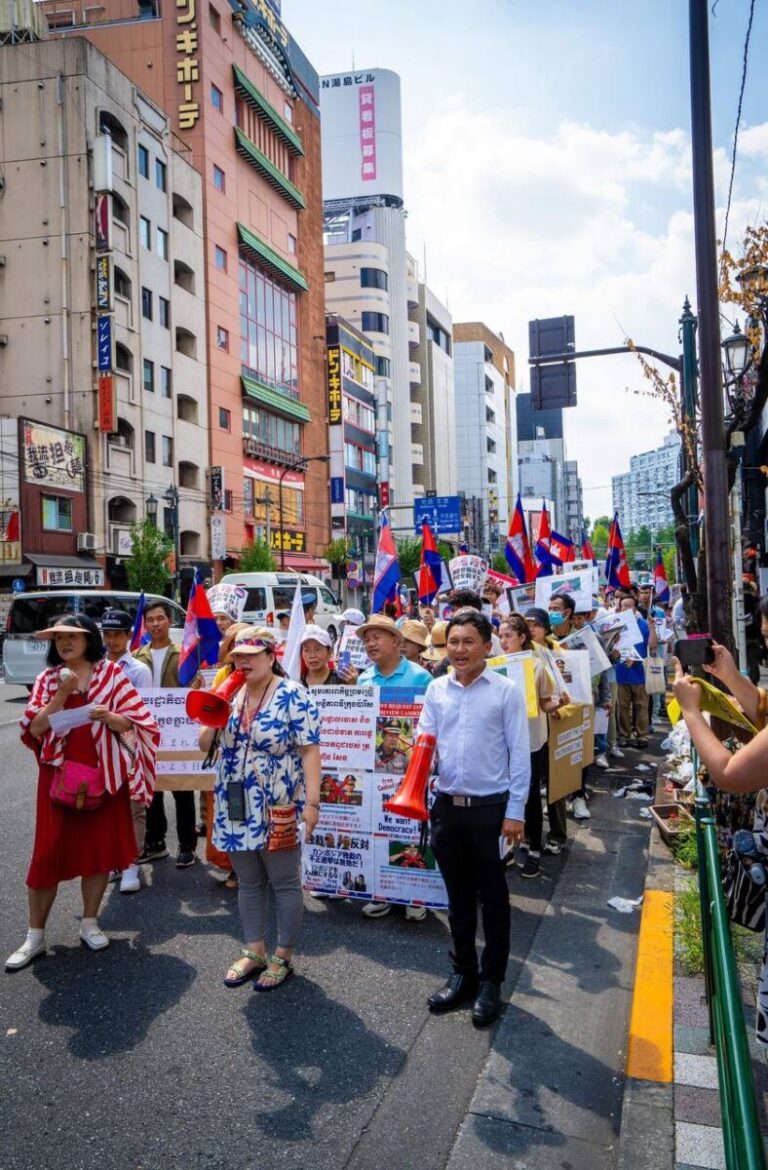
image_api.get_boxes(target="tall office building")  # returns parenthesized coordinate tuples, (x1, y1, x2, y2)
(407, 255, 456, 500)
(41, 0, 330, 572)
(453, 323, 516, 557)
(0, 34, 209, 596)
(611, 432, 682, 535)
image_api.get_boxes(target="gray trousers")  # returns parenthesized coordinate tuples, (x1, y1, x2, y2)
(230, 846, 303, 950)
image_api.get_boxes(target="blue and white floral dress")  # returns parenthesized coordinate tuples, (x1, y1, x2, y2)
(212, 678, 320, 854)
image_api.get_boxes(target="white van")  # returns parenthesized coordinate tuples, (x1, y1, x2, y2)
(2, 591, 186, 686)
(219, 572, 343, 643)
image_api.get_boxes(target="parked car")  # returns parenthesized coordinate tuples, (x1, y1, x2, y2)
(218, 572, 342, 643)
(2, 591, 186, 687)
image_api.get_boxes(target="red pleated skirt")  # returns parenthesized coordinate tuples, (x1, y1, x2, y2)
(26, 700, 137, 888)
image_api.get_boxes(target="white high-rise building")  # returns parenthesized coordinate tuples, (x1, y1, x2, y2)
(611, 433, 682, 535)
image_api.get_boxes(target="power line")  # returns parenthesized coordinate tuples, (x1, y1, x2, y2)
(722, 0, 756, 252)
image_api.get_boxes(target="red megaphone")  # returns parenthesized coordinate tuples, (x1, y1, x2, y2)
(185, 669, 245, 729)
(382, 734, 437, 821)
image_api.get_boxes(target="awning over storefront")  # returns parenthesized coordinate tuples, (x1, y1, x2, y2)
(24, 553, 105, 588)
(0, 562, 32, 579)
(25, 554, 103, 570)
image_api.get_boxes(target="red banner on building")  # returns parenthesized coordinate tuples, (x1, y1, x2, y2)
(97, 374, 116, 432)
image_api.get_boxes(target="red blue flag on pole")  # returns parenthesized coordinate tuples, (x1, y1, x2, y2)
(534, 502, 554, 577)
(605, 513, 631, 589)
(653, 548, 670, 604)
(549, 530, 575, 565)
(129, 591, 147, 652)
(372, 511, 401, 614)
(580, 528, 596, 564)
(418, 521, 442, 604)
(505, 495, 535, 582)
(178, 570, 222, 685)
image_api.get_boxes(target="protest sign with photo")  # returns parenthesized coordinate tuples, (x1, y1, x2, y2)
(141, 688, 215, 790)
(548, 649, 593, 705)
(337, 624, 371, 670)
(507, 582, 537, 615)
(449, 554, 488, 594)
(549, 704, 594, 801)
(311, 685, 378, 771)
(558, 626, 611, 675)
(534, 567, 599, 610)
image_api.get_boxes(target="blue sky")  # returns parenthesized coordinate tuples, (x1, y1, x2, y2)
(286, 0, 768, 520)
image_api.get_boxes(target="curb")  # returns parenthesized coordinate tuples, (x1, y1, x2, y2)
(617, 770, 677, 1170)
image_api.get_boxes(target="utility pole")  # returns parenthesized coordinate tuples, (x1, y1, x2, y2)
(689, 0, 732, 646)
(679, 297, 700, 561)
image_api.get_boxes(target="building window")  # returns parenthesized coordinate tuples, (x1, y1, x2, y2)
(141, 286, 153, 321)
(483, 344, 493, 362)
(486, 407, 495, 424)
(216, 325, 229, 351)
(484, 376, 494, 395)
(160, 366, 172, 398)
(361, 311, 389, 335)
(143, 358, 155, 394)
(155, 158, 167, 192)
(487, 437, 496, 454)
(243, 402, 301, 457)
(162, 436, 173, 467)
(239, 257, 299, 397)
(114, 267, 131, 299)
(139, 216, 151, 250)
(375, 355, 390, 378)
(145, 430, 156, 463)
(219, 406, 231, 431)
(351, 228, 362, 242)
(487, 468, 497, 484)
(214, 245, 227, 271)
(283, 101, 293, 124)
(42, 495, 72, 532)
(157, 227, 169, 260)
(360, 267, 388, 291)
(159, 296, 170, 328)
(138, 144, 149, 179)
(212, 164, 226, 192)
(342, 395, 375, 433)
(208, 2, 220, 32)
(287, 233, 297, 255)
(344, 442, 377, 476)
(324, 271, 336, 282)
(211, 82, 223, 112)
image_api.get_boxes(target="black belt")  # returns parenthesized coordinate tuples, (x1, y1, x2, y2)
(437, 791, 508, 808)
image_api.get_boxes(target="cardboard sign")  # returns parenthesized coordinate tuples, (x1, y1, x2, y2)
(535, 568, 599, 610)
(549, 704, 594, 801)
(141, 688, 215, 791)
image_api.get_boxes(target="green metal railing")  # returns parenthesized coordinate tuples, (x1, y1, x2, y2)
(693, 761, 766, 1170)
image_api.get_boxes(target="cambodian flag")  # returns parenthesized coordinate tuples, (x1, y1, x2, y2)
(129, 592, 147, 652)
(418, 521, 442, 604)
(653, 549, 670, 604)
(505, 495, 535, 583)
(605, 513, 631, 590)
(549, 531, 575, 565)
(372, 511, 401, 614)
(580, 529, 596, 564)
(178, 570, 222, 685)
(534, 502, 554, 577)
(458, 540, 470, 555)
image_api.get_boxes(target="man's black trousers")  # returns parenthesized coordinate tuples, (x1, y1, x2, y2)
(430, 793, 510, 985)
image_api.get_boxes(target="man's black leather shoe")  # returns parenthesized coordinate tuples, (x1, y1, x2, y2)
(472, 981, 503, 1026)
(427, 973, 479, 1014)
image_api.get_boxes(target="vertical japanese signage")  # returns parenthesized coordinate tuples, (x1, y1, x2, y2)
(327, 346, 342, 424)
(327, 345, 345, 534)
(210, 514, 225, 561)
(97, 375, 116, 433)
(97, 317, 113, 373)
(358, 85, 376, 182)
(176, 0, 200, 131)
(95, 255, 112, 312)
(95, 194, 112, 253)
(210, 466, 225, 511)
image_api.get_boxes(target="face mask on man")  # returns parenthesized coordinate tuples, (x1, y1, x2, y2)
(549, 611, 565, 628)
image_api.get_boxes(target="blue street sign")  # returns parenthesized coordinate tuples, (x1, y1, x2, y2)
(413, 495, 462, 535)
(330, 477, 344, 505)
(12, 578, 26, 593)
(97, 316, 112, 372)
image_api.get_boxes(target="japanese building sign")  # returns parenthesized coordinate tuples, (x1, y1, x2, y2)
(327, 345, 342, 424)
(22, 421, 85, 493)
(95, 254, 112, 312)
(97, 374, 116, 433)
(210, 466, 225, 511)
(250, 0, 289, 48)
(270, 529, 306, 554)
(358, 85, 376, 181)
(321, 72, 376, 89)
(97, 316, 112, 372)
(37, 566, 104, 588)
(95, 193, 112, 252)
(175, 0, 200, 131)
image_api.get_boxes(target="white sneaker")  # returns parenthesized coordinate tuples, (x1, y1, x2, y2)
(79, 921, 110, 951)
(609, 746, 625, 759)
(405, 905, 427, 922)
(361, 901, 391, 919)
(120, 864, 141, 895)
(6, 933, 46, 971)
(595, 753, 610, 769)
(572, 796, 591, 820)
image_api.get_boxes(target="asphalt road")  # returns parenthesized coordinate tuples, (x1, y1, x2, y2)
(0, 681, 652, 1170)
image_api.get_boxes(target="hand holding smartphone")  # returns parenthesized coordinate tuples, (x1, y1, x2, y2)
(674, 637, 715, 671)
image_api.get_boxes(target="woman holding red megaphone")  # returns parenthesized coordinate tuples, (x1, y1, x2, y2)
(197, 627, 321, 992)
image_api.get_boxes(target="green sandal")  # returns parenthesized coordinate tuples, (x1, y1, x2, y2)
(224, 948, 268, 988)
(254, 953, 294, 992)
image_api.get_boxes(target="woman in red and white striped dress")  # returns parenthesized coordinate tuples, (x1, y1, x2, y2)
(6, 615, 160, 971)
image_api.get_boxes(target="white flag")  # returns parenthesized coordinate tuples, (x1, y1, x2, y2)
(283, 584, 306, 681)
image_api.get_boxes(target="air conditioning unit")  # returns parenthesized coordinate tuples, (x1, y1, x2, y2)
(77, 532, 97, 552)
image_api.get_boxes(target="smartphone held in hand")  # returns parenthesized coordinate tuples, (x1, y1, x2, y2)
(675, 636, 715, 670)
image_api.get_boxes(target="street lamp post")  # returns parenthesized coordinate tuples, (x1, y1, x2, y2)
(163, 484, 180, 600)
(277, 455, 330, 570)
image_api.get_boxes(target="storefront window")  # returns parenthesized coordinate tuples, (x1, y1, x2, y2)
(239, 258, 299, 398)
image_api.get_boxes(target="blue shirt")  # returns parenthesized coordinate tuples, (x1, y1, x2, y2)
(615, 616, 650, 686)
(416, 666, 531, 821)
(357, 656, 432, 689)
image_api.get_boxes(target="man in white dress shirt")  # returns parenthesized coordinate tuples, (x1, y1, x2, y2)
(418, 610, 530, 1026)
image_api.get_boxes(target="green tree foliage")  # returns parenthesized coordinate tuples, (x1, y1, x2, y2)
(322, 537, 352, 581)
(396, 537, 422, 577)
(238, 540, 276, 572)
(591, 523, 610, 558)
(491, 552, 510, 574)
(125, 519, 173, 595)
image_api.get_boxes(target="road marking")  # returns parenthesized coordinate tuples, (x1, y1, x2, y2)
(626, 888, 673, 1081)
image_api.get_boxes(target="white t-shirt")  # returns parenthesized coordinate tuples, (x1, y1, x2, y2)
(150, 647, 170, 687)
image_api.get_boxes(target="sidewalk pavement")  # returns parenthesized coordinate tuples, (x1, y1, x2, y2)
(617, 768, 768, 1170)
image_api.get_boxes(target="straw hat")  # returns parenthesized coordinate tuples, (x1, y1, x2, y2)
(228, 626, 276, 657)
(422, 620, 449, 662)
(400, 619, 429, 648)
(356, 614, 403, 641)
